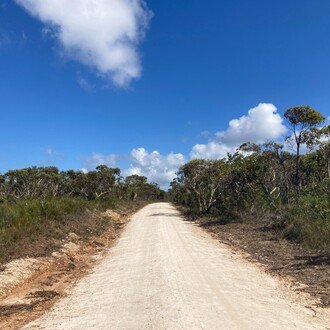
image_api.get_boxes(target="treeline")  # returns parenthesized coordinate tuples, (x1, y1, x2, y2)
(169, 106, 329, 251)
(0, 165, 164, 202)
(0, 165, 164, 262)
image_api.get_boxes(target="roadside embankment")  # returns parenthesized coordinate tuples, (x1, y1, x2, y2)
(0, 201, 144, 329)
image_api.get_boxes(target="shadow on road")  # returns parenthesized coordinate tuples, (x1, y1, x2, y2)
(148, 213, 179, 217)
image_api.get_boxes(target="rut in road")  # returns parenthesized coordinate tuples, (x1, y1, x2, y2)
(25, 203, 327, 329)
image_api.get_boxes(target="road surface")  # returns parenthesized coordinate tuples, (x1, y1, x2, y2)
(26, 203, 327, 329)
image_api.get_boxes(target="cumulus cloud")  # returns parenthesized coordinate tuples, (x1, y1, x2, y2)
(217, 103, 287, 145)
(81, 148, 185, 188)
(191, 103, 287, 159)
(16, 0, 152, 86)
(82, 152, 119, 172)
(125, 148, 186, 188)
(191, 142, 232, 160)
(79, 104, 288, 186)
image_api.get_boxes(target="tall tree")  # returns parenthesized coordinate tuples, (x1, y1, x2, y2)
(284, 106, 324, 187)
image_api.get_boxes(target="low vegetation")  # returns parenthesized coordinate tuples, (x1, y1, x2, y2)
(169, 106, 329, 252)
(0, 166, 164, 264)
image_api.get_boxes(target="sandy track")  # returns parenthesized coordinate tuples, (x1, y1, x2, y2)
(25, 203, 328, 329)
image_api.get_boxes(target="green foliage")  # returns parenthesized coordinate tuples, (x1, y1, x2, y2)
(169, 108, 329, 251)
(124, 175, 163, 201)
(284, 105, 325, 126)
(284, 105, 325, 186)
(0, 165, 165, 263)
(284, 181, 330, 251)
(0, 197, 91, 243)
(176, 159, 229, 213)
(0, 166, 164, 202)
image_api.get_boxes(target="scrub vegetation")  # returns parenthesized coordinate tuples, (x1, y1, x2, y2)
(169, 106, 329, 252)
(0, 166, 164, 263)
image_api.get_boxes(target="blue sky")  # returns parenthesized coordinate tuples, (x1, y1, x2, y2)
(0, 0, 329, 186)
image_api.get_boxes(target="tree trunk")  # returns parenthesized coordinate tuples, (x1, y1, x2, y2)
(295, 142, 301, 188)
(277, 151, 289, 203)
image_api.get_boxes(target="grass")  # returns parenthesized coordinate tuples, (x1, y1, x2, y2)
(0, 198, 105, 242)
(0, 196, 140, 264)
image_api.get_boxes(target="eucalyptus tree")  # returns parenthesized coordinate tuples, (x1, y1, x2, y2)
(284, 106, 325, 186)
(125, 174, 148, 200)
(178, 159, 229, 214)
(4, 167, 60, 199)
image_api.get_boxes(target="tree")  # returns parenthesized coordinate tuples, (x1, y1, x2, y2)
(125, 175, 148, 200)
(93, 165, 121, 199)
(284, 106, 325, 187)
(226, 152, 260, 210)
(4, 167, 60, 199)
(262, 142, 293, 202)
(0, 173, 6, 201)
(304, 124, 330, 180)
(178, 159, 229, 214)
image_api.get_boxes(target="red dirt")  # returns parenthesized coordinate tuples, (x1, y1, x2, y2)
(0, 206, 140, 329)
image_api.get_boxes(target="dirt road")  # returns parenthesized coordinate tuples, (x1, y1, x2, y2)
(25, 203, 328, 329)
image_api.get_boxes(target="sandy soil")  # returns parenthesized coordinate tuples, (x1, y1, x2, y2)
(195, 213, 330, 307)
(0, 209, 128, 329)
(25, 203, 328, 329)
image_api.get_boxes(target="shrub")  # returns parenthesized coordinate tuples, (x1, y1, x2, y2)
(284, 181, 330, 251)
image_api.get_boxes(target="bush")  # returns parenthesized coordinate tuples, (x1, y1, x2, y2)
(284, 181, 330, 251)
(0, 196, 124, 245)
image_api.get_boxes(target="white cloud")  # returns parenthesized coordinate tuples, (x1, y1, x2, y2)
(80, 104, 288, 185)
(82, 152, 118, 170)
(217, 103, 287, 145)
(191, 103, 287, 159)
(16, 0, 152, 86)
(191, 142, 232, 160)
(82, 148, 185, 187)
(126, 148, 186, 188)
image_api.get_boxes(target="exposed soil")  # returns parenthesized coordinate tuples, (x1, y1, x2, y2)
(21, 203, 328, 329)
(1, 203, 328, 329)
(0, 203, 144, 329)
(189, 213, 330, 308)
